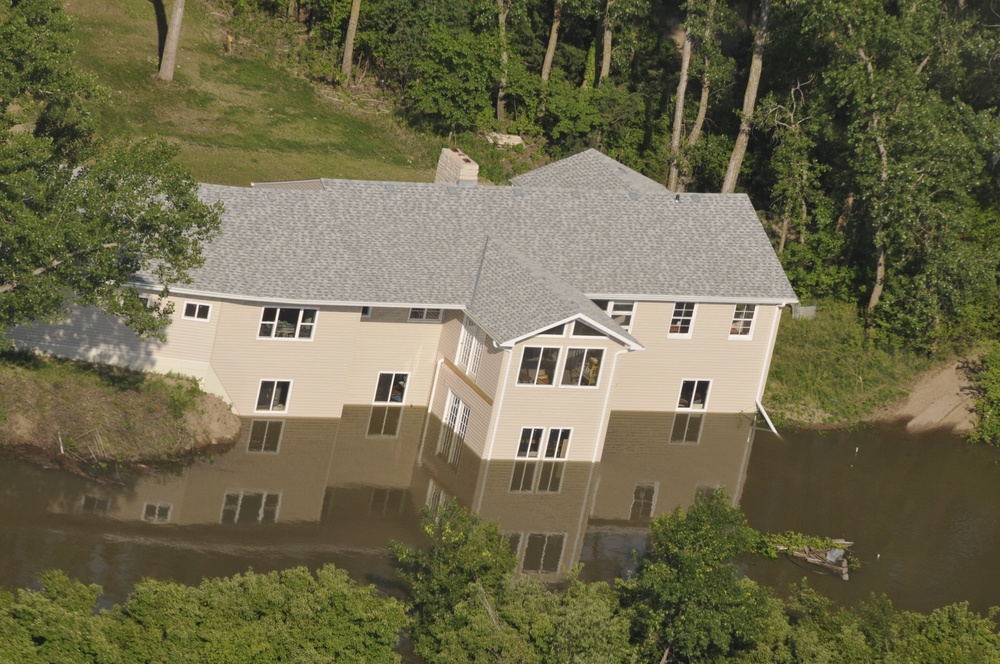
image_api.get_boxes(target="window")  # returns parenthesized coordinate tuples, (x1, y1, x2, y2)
(221, 490, 280, 524)
(677, 379, 710, 410)
(256, 380, 291, 412)
(630, 484, 656, 522)
(457, 317, 485, 377)
(374, 373, 408, 403)
(437, 392, 470, 466)
(571, 320, 603, 337)
(138, 296, 151, 308)
(593, 300, 636, 332)
(248, 420, 283, 453)
(258, 307, 317, 339)
(369, 488, 406, 516)
(368, 373, 408, 436)
(408, 308, 442, 321)
(538, 324, 566, 336)
(82, 495, 110, 516)
(183, 302, 211, 321)
(511, 428, 569, 493)
(670, 412, 704, 444)
(522, 533, 565, 573)
(143, 502, 172, 523)
(561, 348, 603, 387)
(669, 302, 696, 336)
(360, 306, 372, 318)
(729, 304, 756, 338)
(517, 347, 560, 385)
(426, 479, 450, 512)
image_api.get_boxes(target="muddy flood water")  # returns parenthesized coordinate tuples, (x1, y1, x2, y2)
(1, 414, 998, 615)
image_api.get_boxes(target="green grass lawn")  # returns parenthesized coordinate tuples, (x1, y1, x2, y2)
(66, 0, 439, 185)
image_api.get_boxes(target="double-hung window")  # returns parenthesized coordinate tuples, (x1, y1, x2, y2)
(437, 392, 470, 466)
(256, 380, 291, 413)
(517, 347, 560, 385)
(368, 372, 408, 436)
(669, 302, 696, 337)
(561, 348, 603, 387)
(729, 304, 757, 338)
(511, 428, 570, 493)
(183, 302, 211, 321)
(258, 307, 317, 339)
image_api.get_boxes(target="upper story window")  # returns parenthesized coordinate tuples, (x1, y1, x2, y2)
(258, 307, 316, 339)
(374, 372, 408, 403)
(516, 427, 571, 459)
(561, 348, 604, 387)
(538, 324, 566, 336)
(408, 308, 442, 322)
(183, 302, 211, 321)
(669, 302, 696, 337)
(571, 320, 603, 337)
(517, 347, 560, 385)
(593, 299, 636, 332)
(457, 317, 485, 377)
(677, 379, 710, 411)
(729, 304, 757, 338)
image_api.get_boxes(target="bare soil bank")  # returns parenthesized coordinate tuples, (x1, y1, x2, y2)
(870, 358, 975, 435)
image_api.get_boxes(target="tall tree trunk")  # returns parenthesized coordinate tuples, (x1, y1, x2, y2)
(341, 0, 362, 82)
(541, 0, 564, 83)
(667, 29, 693, 190)
(497, 0, 509, 122)
(721, 0, 770, 193)
(599, 0, 614, 85)
(157, 0, 185, 82)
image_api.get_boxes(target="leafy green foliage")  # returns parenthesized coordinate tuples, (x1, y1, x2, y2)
(618, 488, 787, 662)
(966, 344, 1000, 446)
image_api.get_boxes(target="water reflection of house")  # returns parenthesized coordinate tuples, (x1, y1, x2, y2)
(11, 148, 795, 466)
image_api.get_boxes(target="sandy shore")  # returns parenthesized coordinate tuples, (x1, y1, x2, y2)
(873, 358, 975, 434)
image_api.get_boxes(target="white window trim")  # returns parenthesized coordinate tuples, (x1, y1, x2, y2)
(255, 379, 293, 414)
(517, 346, 560, 387)
(220, 489, 282, 524)
(457, 317, 486, 378)
(558, 347, 604, 389)
(408, 308, 443, 322)
(257, 306, 318, 341)
(372, 372, 410, 404)
(141, 501, 172, 523)
(600, 300, 636, 333)
(515, 426, 572, 460)
(182, 301, 212, 321)
(247, 419, 284, 454)
(727, 304, 758, 340)
(667, 302, 697, 339)
(676, 379, 711, 412)
(437, 391, 470, 466)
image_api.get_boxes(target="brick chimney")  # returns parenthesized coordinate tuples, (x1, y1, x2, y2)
(434, 148, 479, 187)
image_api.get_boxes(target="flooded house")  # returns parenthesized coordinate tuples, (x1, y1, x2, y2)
(10, 148, 797, 464)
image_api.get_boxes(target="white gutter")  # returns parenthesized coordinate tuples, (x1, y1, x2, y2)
(483, 351, 515, 461)
(754, 304, 785, 437)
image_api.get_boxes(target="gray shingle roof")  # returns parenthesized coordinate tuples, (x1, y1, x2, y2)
(510, 149, 667, 193)
(468, 238, 641, 347)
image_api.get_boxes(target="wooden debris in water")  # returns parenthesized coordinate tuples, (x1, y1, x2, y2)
(775, 539, 854, 580)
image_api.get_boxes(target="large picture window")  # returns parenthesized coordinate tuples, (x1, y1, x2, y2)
(258, 307, 317, 339)
(669, 302, 696, 337)
(729, 304, 756, 338)
(517, 347, 560, 385)
(561, 348, 603, 387)
(256, 380, 291, 412)
(677, 380, 710, 411)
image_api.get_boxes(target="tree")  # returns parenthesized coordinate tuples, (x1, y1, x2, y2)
(341, 0, 362, 82)
(157, 0, 185, 81)
(618, 488, 787, 662)
(0, 0, 221, 340)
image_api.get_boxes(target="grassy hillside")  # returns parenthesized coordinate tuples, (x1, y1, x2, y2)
(65, 0, 439, 185)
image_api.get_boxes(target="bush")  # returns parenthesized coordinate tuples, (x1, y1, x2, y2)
(966, 343, 1000, 446)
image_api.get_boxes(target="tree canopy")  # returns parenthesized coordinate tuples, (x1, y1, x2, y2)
(0, 0, 221, 340)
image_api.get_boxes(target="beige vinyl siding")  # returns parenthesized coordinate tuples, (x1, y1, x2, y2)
(594, 412, 754, 520)
(427, 364, 492, 460)
(474, 343, 503, 399)
(488, 338, 623, 462)
(612, 302, 779, 414)
(437, 311, 464, 360)
(325, 406, 425, 487)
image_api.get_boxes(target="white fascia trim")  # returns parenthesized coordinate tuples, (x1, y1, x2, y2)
(499, 314, 643, 351)
(584, 293, 799, 306)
